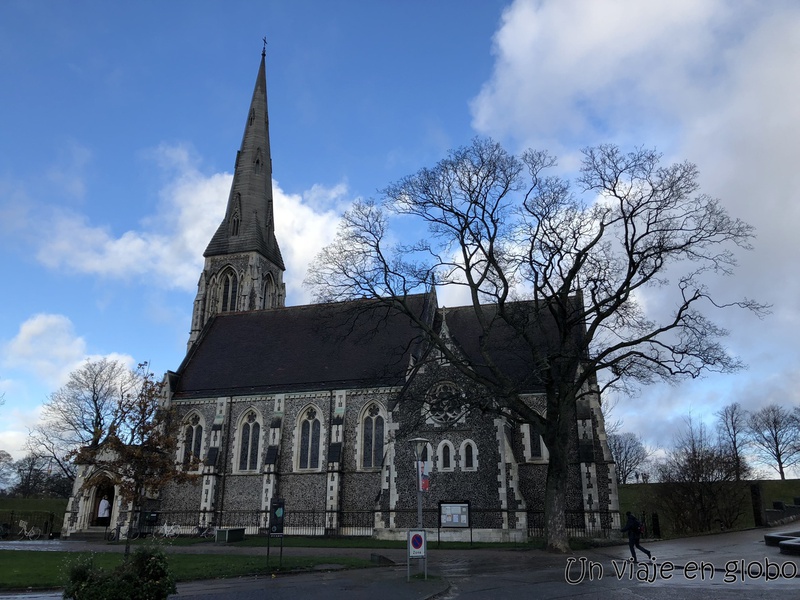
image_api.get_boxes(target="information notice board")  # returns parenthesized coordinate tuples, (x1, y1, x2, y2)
(439, 502, 469, 528)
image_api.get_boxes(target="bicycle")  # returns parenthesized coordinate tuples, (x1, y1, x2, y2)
(17, 520, 42, 540)
(192, 524, 216, 539)
(155, 522, 180, 538)
(107, 525, 140, 541)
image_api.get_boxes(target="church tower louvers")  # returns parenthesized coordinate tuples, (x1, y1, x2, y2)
(188, 50, 286, 348)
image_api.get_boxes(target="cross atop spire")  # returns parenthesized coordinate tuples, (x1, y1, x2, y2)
(262, 36, 267, 57)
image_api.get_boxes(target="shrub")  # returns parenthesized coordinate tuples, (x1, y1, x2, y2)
(63, 547, 176, 600)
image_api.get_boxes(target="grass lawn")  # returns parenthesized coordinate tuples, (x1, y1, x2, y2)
(0, 549, 375, 591)
(0, 535, 606, 590)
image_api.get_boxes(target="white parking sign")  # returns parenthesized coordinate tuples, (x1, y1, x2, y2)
(408, 530, 427, 558)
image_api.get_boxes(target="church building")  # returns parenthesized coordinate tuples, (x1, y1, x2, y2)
(64, 50, 619, 541)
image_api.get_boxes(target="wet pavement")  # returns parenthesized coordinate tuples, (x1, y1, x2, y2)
(1, 526, 799, 599)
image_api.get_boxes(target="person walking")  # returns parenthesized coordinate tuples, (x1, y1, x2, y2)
(621, 511, 652, 563)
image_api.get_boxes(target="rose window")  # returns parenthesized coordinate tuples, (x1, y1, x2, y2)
(427, 382, 465, 424)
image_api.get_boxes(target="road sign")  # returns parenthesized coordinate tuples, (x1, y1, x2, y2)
(270, 498, 285, 535)
(408, 529, 426, 558)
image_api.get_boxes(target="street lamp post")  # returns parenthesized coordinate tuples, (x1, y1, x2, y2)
(407, 437, 430, 582)
(409, 437, 429, 529)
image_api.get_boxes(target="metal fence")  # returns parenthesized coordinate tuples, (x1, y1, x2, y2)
(131, 508, 621, 539)
(526, 509, 621, 538)
(0, 510, 59, 539)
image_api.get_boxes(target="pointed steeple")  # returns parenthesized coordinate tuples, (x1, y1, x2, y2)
(187, 50, 287, 349)
(204, 50, 284, 270)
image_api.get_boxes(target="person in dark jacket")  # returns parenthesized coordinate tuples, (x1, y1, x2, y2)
(621, 511, 652, 562)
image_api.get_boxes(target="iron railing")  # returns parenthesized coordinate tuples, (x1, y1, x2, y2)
(0, 510, 58, 539)
(99, 508, 622, 539)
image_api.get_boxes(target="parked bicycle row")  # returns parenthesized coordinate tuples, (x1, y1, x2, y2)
(0, 520, 44, 540)
(105, 521, 216, 541)
(0, 510, 58, 540)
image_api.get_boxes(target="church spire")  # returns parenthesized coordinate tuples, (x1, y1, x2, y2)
(187, 50, 287, 349)
(203, 51, 284, 270)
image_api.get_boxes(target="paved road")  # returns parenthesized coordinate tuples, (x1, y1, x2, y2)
(2, 527, 799, 599)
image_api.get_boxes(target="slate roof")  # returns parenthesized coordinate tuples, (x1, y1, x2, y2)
(172, 296, 430, 399)
(171, 293, 583, 400)
(437, 304, 550, 392)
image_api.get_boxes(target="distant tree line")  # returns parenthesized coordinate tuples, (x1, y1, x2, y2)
(0, 450, 71, 498)
(610, 401, 800, 485)
(609, 401, 800, 534)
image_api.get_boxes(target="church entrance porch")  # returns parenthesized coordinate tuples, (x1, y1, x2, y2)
(89, 478, 115, 528)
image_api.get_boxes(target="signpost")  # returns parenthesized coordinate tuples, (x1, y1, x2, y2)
(408, 437, 430, 582)
(407, 529, 427, 581)
(267, 498, 285, 569)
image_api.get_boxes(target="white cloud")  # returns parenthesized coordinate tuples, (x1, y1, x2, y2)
(0, 314, 137, 459)
(471, 0, 800, 460)
(275, 180, 352, 306)
(472, 0, 771, 150)
(33, 143, 350, 302)
(36, 143, 227, 290)
(0, 406, 42, 462)
(3, 314, 88, 388)
(2, 314, 134, 390)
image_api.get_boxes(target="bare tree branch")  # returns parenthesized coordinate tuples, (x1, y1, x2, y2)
(305, 138, 767, 552)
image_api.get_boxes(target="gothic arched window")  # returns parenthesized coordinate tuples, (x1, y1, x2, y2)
(298, 407, 321, 470)
(460, 440, 478, 471)
(437, 440, 455, 472)
(231, 210, 240, 237)
(263, 274, 276, 309)
(361, 404, 385, 469)
(237, 410, 261, 472)
(182, 414, 204, 469)
(220, 269, 238, 312)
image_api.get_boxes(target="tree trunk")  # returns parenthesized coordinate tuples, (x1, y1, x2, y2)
(543, 391, 575, 553)
(544, 446, 570, 552)
(124, 506, 134, 559)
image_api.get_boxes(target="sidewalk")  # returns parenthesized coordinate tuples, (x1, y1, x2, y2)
(1, 527, 798, 599)
(589, 526, 800, 569)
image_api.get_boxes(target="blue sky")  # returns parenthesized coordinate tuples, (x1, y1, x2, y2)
(1, 0, 799, 474)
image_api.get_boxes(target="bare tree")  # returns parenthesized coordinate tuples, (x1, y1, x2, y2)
(794, 407, 800, 455)
(656, 416, 748, 533)
(7, 451, 72, 498)
(75, 363, 195, 556)
(608, 432, 651, 484)
(11, 453, 48, 498)
(29, 358, 138, 480)
(747, 404, 800, 480)
(0, 450, 13, 490)
(715, 402, 750, 481)
(306, 139, 766, 552)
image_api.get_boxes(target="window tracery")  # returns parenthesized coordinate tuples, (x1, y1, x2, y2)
(361, 403, 385, 469)
(426, 382, 466, 424)
(237, 410, 261, 472)
(298, 407, 321, 470)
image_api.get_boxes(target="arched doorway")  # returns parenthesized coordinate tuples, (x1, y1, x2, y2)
(91, 478, 115, 527)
